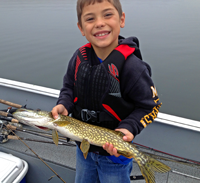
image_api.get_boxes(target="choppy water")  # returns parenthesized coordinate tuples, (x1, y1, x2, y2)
(0, 0, 200, 121)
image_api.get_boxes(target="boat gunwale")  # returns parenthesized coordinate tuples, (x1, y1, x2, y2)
(1, 77, 200, 132)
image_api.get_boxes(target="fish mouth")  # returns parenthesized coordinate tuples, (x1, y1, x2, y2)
(35, 126, 49, 131)
(13, 108, 50, 130)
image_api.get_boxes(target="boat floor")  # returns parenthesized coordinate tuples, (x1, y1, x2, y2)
(0, 125, 200, 183)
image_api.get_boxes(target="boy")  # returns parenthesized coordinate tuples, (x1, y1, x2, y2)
(52, 0, 161, 182)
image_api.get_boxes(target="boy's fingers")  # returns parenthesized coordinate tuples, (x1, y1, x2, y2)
(62, 110, 68, 116)
(108, 143, 114, 153)
(51, 108, 59, 119)
(51, 106, 68, 119)
(123, 136, 128, 141)
(54, 115, 58, 119)
(52, 111, 58, 119)
(103, 142, 109, 150)
(113, 148, 120, 157)
(123, 135, 133, 142)
(115, 129, 134, 142)
(103, 143, 120, 157)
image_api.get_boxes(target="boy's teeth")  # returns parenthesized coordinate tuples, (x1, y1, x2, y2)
(96, 32, 109, 37)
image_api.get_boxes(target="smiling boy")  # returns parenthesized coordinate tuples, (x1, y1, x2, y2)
(77, 0, 125, 61)
(52, 0, 161, 182)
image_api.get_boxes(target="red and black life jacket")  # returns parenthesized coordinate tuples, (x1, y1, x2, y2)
(73, 42, 142, 130)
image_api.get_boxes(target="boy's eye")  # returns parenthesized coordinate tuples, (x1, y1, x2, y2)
(105, 13, 112, 17)
(86, 17, 94, 22)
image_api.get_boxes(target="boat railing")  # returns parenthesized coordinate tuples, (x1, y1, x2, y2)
(1, 77, 199, 132)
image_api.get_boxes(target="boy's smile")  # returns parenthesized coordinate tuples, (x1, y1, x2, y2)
(78, 0, 125, 60)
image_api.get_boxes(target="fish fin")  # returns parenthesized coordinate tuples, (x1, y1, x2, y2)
(83, 152, 89, 159)
(80, 139, 90, 159)
(137, 153, 171, 183)
(52, 129, 59, 146)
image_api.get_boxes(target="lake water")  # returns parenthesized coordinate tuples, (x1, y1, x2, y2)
(0, 0, 200, 121)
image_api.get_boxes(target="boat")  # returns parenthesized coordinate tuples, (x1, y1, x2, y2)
(0, 77, 200, 183)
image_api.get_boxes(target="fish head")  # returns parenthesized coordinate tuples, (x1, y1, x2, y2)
(13, 108, 56, 130)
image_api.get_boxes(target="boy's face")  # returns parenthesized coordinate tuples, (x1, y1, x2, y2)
(78, 0, 125, 54)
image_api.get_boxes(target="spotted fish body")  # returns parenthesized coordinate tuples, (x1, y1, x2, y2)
(13, 109, 171, 183)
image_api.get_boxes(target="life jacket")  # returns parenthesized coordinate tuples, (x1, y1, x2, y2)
(73, 41, 142, 130)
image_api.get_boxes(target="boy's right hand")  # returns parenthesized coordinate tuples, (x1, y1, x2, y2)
(51, 104, 68, 119)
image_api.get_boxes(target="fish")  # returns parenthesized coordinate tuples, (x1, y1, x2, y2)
(13, 108, 171, 183)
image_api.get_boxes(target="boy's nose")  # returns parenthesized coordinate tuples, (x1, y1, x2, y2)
(95, 18, 105, 28)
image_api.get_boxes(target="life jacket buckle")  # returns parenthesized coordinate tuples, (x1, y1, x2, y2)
(81, 109, 97, 122)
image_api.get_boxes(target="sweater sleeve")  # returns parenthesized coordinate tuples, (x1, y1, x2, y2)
(117, 55, 161, 137)
(56, 50, 78, 113)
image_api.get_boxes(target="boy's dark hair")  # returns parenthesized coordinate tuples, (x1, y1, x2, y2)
(77, 0, 123, 27)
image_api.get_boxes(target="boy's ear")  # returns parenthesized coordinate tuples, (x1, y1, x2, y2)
(77, 22, 85, 36)
(120, 12, 125, 28)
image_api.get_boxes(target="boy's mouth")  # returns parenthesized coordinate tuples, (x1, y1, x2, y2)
(94, 31, 110, 37)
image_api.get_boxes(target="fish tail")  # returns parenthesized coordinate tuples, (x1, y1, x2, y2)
(136, 153, 171, 183)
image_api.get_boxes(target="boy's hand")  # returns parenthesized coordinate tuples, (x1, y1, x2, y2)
(51, 104, 68, 119)
(103, 128, 134, 157)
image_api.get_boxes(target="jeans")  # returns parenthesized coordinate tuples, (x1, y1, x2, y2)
(75, 147, 133, 183)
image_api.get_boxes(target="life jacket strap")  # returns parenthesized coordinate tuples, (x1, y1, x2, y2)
(81, 109, 98, 122)
(73, 105, 119, 129)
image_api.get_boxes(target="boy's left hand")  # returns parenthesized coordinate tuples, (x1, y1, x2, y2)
(102, 129, 134, 157)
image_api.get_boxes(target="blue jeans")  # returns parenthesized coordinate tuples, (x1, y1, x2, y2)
(75, 147, 133, 183)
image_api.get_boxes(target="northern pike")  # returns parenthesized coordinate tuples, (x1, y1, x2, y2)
(13, 108, 171, 183)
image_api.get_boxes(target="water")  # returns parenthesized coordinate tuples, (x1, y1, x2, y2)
(0, 0, 200, 121)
